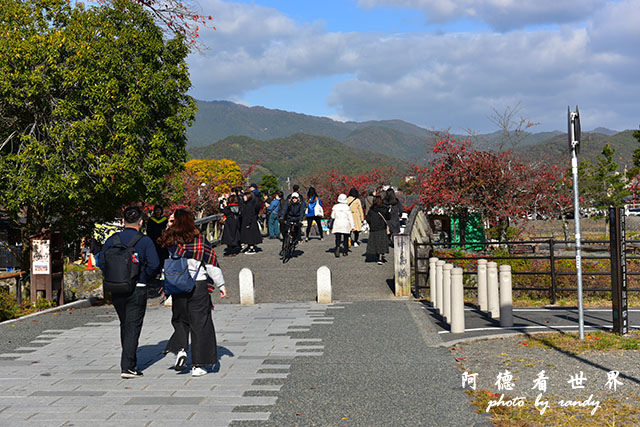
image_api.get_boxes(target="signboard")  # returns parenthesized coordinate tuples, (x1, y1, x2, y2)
(609, 207, 628, 335)
(32, 239, 50, 275)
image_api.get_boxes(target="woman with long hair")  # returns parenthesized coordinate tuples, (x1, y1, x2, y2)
(221, 194, 241, 256)
(304, 186, 324, 241)
(365, 196, 390, 264)
(158, 209, 227, 377)
(346, 187, 364, 247)
(383, 188, 403, 241)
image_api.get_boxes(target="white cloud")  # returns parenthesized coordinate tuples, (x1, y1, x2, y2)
(357, 0, 607, 31)
(188, 0, 640, 133)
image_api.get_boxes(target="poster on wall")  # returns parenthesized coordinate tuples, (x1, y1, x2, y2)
(32, 239, 50, 275)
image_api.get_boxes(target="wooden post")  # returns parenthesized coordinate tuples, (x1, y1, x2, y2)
(394, 234, 411, 297)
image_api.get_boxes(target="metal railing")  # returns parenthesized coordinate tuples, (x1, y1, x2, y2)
(194, 214, 224, 246)
(415, 238, 640, 304)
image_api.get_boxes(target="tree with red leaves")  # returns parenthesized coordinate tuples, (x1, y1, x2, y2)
(99, 0, 214, 46)
(302, 168, 396, 209)
(411, 133, 567, 240)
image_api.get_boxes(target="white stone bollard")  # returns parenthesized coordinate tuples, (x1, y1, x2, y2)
(487, 262, 500, 319)
(239, 268, 255, 305)
(450, 268, 465, 333)
(443, 263, 453, 324)
(477, 259, 488, 312)
(436, 260, 445, 314)
(499, 265, 513, 327)
(429, 257, 438, 306)
(317, 266, 332, 304)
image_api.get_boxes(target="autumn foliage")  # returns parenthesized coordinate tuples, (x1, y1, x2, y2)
(302, 168, 396, 207)
(410, 133, 569, 237)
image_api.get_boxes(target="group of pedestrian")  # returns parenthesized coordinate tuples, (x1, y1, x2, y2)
(220, 185, 264, 255)
(98, 205, 226, 379)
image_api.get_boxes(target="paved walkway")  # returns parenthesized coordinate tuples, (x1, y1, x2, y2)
(213, 236, 396, 303)
(0, 300, 488, 427)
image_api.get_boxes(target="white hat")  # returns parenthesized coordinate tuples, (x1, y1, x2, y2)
(291, 192, 300, 198)
(337, 194, 348, 203)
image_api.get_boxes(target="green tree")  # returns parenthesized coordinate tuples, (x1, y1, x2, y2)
(581, 144, 629, 209)
(260, 174, 280, 196)
(627, 126, 640, 180)
(0, 0, 196, 267)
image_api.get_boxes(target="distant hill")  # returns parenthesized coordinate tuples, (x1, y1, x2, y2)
(516, 130, 638, 168)
(188, 133, 409, 182)
(187, 100, 637, 168)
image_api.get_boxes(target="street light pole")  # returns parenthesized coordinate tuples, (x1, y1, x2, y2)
(568, 106, 584, 340)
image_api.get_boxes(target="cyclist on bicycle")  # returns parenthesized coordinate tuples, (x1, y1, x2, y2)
(279, 192, 305, 255)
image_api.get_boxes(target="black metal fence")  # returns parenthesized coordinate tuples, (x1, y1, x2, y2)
(413, 238, 640, 303)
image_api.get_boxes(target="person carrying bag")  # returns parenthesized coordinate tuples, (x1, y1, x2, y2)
(158, 209, 227, 377)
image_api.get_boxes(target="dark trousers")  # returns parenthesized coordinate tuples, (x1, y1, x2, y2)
(352, 230, 360, 244)
(165, 280, 218, 366)
(305, 216, 323, 238)
(281, 221, 301, 245)
(112, 286, 147, 371)
(334, 233, 349, 254)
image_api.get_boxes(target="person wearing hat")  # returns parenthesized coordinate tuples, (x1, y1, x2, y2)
(331, 194, 355, 258)
(279, 191, 305, 255)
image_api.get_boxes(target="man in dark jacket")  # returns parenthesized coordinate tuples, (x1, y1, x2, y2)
(98, 206, 160, 378)
(279, 192, 305, 252)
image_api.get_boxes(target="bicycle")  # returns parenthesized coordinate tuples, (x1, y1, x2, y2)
(281, 221, 299, 263)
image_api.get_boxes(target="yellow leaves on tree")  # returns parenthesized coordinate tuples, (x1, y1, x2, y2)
(185, 159, 243, 193)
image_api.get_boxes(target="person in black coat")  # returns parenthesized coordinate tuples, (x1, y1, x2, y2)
(239, 191, 262, 254)
(365, 196, 390, 265)
(221, 194, 241, 256)
(383, 188, 403, 237)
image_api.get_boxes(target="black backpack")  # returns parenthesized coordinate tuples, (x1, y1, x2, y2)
(102, 233, 144, 294)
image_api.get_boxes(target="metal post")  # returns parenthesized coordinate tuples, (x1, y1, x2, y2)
(569, 107, 584, 340)
(549, 239, 557, 305)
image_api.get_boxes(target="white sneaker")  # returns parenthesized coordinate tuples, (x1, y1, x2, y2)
(353, 242, 359, 247)
(191, 366, 207, 377)
(174, 349, 187, 371)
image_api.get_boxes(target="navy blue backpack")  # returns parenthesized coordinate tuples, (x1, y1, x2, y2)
(163, 253, 203, 295)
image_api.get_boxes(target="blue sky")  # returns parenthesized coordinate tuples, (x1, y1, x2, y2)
(187, 0, 640, 133)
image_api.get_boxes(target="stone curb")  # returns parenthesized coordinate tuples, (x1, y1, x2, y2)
(0, 298, 95, 326)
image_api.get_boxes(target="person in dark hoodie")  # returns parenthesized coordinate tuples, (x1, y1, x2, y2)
(365, 196, 390, 265)
(221, 194, 241, 256)
(279, 192, 305, 255)
(239, 191, 262, 254)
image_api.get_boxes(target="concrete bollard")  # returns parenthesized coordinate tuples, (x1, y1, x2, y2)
(239, 268, 255, 305)
(317, 266, 332, 304)
(450, 268, 465, 333)
(487, 262, 500, 319)
(477, 259, 488, 312)
(499, 265, 513, 327)
(436, 260, 445, 314)
(429, 257, 438, 306)
(443, 263, 453, 324)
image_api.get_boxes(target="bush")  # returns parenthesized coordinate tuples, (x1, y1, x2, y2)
(0, 290, 19, 321)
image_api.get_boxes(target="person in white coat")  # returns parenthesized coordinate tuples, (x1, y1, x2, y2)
(331, 194, 355, 258)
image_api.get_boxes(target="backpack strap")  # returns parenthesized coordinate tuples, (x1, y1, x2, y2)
(127, 232, 144, 249)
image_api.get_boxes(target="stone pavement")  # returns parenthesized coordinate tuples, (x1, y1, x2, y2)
(0, 300, 488, 427)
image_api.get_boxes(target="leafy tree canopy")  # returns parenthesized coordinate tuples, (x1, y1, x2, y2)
(259, 174, 280, 196)
(0, 0, 196, 263)
(185, 159, 243, 194)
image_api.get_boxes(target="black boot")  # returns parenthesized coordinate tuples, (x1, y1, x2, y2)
(335, 247, 340, 258)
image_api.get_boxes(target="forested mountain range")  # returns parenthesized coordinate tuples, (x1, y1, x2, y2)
(188, 133, 409, 181)
(187, 99, 638, 172)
